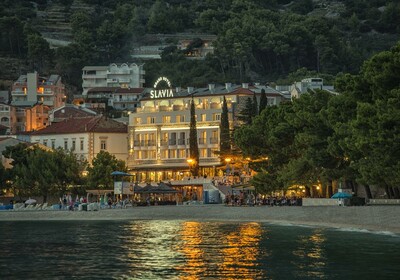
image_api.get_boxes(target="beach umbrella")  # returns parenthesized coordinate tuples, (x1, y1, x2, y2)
(25, 198, 37, 205)
(331, 192, 352, 199)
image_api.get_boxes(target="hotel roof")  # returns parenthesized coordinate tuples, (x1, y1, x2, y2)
(30, 115, 127, 135)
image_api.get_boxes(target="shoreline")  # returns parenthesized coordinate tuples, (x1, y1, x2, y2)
(1, 205, 400, 235)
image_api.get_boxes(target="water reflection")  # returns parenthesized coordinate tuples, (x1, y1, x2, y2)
(1, 221, 399, 279)
(176, 222, 265, 279)
(219, 222, 265, 279)
(292, 229, 327, 279)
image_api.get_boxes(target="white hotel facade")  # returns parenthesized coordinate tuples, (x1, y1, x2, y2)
(127, 80, 286, 182)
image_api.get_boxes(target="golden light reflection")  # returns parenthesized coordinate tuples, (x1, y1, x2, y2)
(176, 222, 264, 280)
(219, 222, 264, 279)
(292, 229, 327, 278)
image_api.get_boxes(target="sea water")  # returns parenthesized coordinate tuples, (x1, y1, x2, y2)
(0, 221, 399, 279)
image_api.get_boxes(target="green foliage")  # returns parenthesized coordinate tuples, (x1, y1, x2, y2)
(189, 98, 200, 176)
(2, 146, 86, 201)
(220, 96, 231, 157)
(87, 150, 126, 189)
(259, 89, 267, 113)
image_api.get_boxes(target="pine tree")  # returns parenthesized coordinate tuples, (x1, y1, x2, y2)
(220, 96, 231, 157)
(259, 88, 268, 113)
(189, 97, 200, 176)
(238, 97, 254, 125)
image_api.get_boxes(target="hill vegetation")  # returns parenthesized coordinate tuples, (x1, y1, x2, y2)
(0, 0, 399, 95)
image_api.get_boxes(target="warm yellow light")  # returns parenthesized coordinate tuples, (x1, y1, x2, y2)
(225, 158, 231, 163)
(316, 186, 320, 190)
(187, 158, 194, 164)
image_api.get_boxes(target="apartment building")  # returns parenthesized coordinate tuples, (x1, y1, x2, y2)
(11, 72, 66, 107)
(82, 63, 145, 95)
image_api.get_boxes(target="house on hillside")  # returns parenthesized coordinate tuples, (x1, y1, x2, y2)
(48, 104, 97, 124)
(28, 115, 128, 164)
(290, 78, 336, 99)
(81, 63, 145, 95)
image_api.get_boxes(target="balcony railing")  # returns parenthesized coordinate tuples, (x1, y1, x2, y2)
(147, 140, 156, 146)
(160, 140, 168, 146)
(210, 137, 218, 144)
(199, 138, 206, 144)
(169, 139, 177, 145)
(178, 139, 185, 145)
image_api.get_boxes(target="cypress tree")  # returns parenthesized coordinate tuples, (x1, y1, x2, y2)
(220, 96, 231, 157)
(189, 97, 199, 176)
(252, 92, 259, 116)
(259, 88, 268, 113)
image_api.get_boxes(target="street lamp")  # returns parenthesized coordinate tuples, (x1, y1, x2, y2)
(187, 158, 194, 176)
(225, 158, 231, 175)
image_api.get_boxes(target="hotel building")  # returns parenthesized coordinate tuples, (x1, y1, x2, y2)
(127, 81, 286, 182)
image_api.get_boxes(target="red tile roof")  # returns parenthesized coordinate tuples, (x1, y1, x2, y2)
(53, 107, 96, 119)
(30, 116, 127, 135)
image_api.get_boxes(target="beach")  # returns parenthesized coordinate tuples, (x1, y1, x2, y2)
(1, 205, 400, 234)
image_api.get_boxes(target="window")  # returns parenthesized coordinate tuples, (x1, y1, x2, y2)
(178, 149, 186, 158)
(267, 97, 276, 105)
(200, 114, 206, 122)
(147, 116, 155, 124)
(161, 150, 168, 159)
(80, 139, 84, 151)
(170, 149, 177, 158)
(100, 140, 107, 150)
(149, 150, 156, 159)
(51, 139, 55, 149)
(72, 139, 76, 151)
(163, 115, 171, 123)
(43, 139, 47, 146)
(64, 139, 68, 150)
(176, 115, 185, 123)
(135, 117, 141, 125)
(200, 148, 207, 158)
(212, 113, 221, 121)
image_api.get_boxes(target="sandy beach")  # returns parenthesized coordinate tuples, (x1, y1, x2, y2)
(1, 205, 400, 234)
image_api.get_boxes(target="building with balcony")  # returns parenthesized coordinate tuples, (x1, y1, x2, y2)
(9, 101, 50, 133)
(82, 63, 145, 95)
(0, 103, 14, 135)
(11, 72, 66, 108)
(290, 78, 336, 99)
(127, 82, 286, 182)
(29, 115, 128, 164)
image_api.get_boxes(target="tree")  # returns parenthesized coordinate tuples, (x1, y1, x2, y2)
(27, 33, 52, 72)
(259, 88, 268, 113)
(220, 96, 231, 158)
(237, 97, 254, 125)
(87, 151, 126, 189)
(189, 97, 200, 176)
(252, 92, 258, 116)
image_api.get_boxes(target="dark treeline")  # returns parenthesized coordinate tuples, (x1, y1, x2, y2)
(234, 42, 400, 198)
(0, 0, 399, 93)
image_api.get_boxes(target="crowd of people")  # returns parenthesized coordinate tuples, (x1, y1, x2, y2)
(225, 192, 301, 207)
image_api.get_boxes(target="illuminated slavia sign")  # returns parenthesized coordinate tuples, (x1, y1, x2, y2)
(150, 76, 173, 98)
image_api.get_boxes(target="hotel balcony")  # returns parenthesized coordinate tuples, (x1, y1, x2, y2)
(107, 70, 130, 74)
(11, 90, 25, 95)
(118, 78, 131, 83)
(160, 140, 168, 147)
(177, 139, 186, 146)
(82, 74, 107, 79)
(209, 137, 218, 144)
(198, 137, 207, 145)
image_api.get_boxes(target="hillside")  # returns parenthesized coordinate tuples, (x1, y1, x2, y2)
(0, 0, 399, 95)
